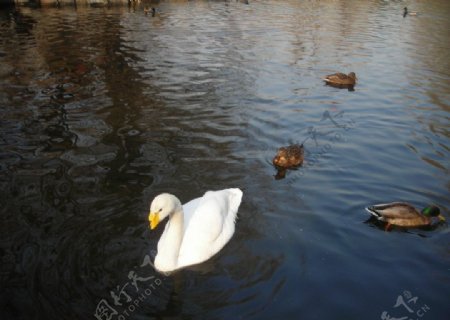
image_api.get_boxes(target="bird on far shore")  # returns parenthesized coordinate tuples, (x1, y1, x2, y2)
(144, 7, 156, 16)
(403, 7, 417, 17)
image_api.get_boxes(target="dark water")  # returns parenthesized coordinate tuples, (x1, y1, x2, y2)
(1, 1, 449, 319)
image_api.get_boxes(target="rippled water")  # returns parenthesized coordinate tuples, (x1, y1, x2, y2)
(1, 1, 449, 319)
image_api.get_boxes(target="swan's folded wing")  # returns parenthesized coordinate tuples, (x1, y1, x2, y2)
(178, 189, 242, 269)
(182, 197, 202, 233)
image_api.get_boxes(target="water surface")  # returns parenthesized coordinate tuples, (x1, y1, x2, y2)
(1, 1, 449, 319)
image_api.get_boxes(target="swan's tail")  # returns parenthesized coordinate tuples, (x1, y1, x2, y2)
(226, 188, 243, 221)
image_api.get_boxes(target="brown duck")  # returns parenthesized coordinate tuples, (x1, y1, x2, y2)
(365, 202, 445, 231)
(323, 72, 356, 88)
(273, 144, 304, 180)
(273, 144, 304, 169)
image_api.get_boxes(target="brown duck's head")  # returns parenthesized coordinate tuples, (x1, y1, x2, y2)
(272, 147, 288, 167)
(348, 72, 356, 80)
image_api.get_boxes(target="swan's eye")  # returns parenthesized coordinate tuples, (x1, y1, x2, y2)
(159, 208, 162, 212)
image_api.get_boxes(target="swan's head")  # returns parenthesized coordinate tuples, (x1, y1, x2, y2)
(148, 193, 182, 230)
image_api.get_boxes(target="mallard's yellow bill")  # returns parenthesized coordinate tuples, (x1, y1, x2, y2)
(149, 212, 160, 230)
(438, 214, 446, 222)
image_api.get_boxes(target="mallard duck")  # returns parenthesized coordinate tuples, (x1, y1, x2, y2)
(148, 188, 243, 273)
(323, 72, 356, 88)
(273, 144, 304, 169)
(365, 202, 445, 230)
(403, 7, 417, 17)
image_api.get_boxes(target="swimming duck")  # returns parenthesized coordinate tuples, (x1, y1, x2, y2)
(403, 7, 417, 17)
(323, 72, 356, 88)
(365, 202, 445, 230)
(273, 144, 304, 169)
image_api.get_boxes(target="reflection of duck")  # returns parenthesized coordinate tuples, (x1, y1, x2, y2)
(273, 144, 304, 169)
(365, 202, 445, 230)
(274, 168, 287, 180)
(403, 7, 417, 17)
(148, 189, 243, 273)
(323, 72, 356, 88)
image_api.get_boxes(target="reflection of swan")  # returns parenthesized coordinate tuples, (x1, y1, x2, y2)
(365, 202, 445, 231)
(148, 188, 243, 272)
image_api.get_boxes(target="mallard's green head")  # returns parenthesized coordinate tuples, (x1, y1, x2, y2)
(422, 205, 445, 221)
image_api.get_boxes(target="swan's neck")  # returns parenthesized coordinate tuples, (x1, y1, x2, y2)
(155, 207, 184, 272)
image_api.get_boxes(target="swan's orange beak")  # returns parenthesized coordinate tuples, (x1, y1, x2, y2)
(149, 212, 160, 230)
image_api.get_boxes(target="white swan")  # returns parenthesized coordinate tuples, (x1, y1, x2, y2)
(148, 188, 243, 273)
